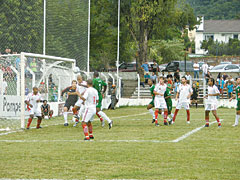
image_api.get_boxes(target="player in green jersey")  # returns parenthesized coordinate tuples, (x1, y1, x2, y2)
(230, 77, 240, 126)
(164, 86, 174, 124)
(93, 71, 113, 129)
(147, 79, 156, 123)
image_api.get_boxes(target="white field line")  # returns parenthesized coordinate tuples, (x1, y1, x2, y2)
(0, 120, 223, 143)
(172, 119, 223, 143)
(0, 112, 149, 136)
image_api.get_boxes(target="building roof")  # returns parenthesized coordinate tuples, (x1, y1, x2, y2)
(204, 20, 240, 33)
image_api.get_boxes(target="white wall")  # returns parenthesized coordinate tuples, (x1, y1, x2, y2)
(195, 32, 206, 55)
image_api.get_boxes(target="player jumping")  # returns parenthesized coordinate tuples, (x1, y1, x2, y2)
(25, 87, 43, 129)
(61, 80, 78, 126)
(71, 75, 87, 127)
(147, 79, 156, 123)
(77, 79, 99, 141)
(93, 71, 113, 129)
(172, 76, 193, 124)
(153, 76, 169, 126)
(204, 78, 221, 127)
(230, 77, 240, 127)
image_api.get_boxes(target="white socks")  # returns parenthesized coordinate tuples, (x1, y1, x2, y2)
(98, 111, 111, 123)
(64, 112, 68, 123)
(148, 109, 155, 119)
(235, 115, 239, 125)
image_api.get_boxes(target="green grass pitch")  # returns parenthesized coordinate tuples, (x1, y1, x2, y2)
(0, 107, 240, 179)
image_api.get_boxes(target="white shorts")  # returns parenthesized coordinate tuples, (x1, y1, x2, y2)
(28, 107, 42, 117)
(176, 101, 190, 110)
(75, 99, 83, 107)
(82, 107, 96, 123)
(205, 104, 217, 111)
(154, 98, 167, 109)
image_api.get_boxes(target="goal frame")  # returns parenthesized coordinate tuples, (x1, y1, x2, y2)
(20, 52, 76, 129)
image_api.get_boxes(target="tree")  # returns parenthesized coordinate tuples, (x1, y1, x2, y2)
(122, 0, 197, 73)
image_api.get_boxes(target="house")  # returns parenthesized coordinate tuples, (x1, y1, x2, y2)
(195, 17, 240, 55)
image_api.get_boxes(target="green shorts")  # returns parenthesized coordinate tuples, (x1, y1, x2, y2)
(166, 100, 172, 114)
(237, 101, 240, 111)
(149, 99, 154, 106)
(97, 94, 103, 109)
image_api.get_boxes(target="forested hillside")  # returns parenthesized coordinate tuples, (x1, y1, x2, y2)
(187, 0, 240, 20)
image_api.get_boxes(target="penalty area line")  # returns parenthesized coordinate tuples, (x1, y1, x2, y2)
(172, 119, 224, 143)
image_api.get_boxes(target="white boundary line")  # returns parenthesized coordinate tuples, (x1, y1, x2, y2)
(0, 112, 223, 143)
(0, 112, 149, 136)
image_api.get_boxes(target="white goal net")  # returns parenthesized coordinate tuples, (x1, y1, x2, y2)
(0, 53, 76, 131)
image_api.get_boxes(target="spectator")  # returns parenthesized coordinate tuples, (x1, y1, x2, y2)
(151, 72, 157, 84)
(205, 71, 212, 84)
(161, 71, 166, 78)
(185, 72, 192, 85)
(141, 61, 149, 74)
(49, 74, 53, 85)
(0, 77, 8, 95)
(191, 83, 198, 108)
(25, 86, 29, 96)
(30, 58, 37, 72)
(193, 61, 200, 81)
(152, 60, 159, 75)
(218, 77, 225, 99)
(217, 72, 222, 81)
(216, 80, 220, 99)
(110, 84, 117, 110)
(201, 62, 208, 80)
(166, 72, 173, 79)
(140, 74, 145, 88)
(144, 72, 151, 84)
(222, 72, 228, 81)
(174, 69, 180, 82)
(51, 86, 58, 102)
(3, 48, 11, 55)
(174, 79, 180, 98)
(227, 81, 234, 99)
(167, 76, 173, 90)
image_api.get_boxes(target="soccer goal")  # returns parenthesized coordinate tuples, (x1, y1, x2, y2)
(0, 52, 76, 131)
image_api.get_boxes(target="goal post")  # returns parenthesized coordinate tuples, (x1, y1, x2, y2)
(0, 53, 76, 130)
(20, 52, 76, 129)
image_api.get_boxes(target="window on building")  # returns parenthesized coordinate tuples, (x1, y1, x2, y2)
(204, 35, 214, 41)
(233, 34, 239, 39)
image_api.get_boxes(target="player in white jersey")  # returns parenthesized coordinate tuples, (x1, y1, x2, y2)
(153, 76, 169, 126)
(204, 78, 221, 127)
(71, 75, 88, 127)
(172, 76, 193, 124)
(25, 87, 43, 129)
(77, 79, 99, 141)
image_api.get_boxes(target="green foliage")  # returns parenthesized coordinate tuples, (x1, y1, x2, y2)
(0, 0, 43, 53)
(187, 0, 240, 20)
(201, 38, 240, 56)
(149, 39, 185, 63)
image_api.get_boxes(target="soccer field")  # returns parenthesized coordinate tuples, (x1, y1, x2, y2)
(0, 107, 240, 179)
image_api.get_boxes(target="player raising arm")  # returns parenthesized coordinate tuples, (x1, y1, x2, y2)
(230, 77, 240, 127)
(61, 80, 78, 126)
(77, 79, 99, 141)
(172, 76, 193, 124)
(71, 75, 87, 127)
(25, 87, 43, 129)
(204, 78, 221, 127)
(93, 71, 113, 129)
